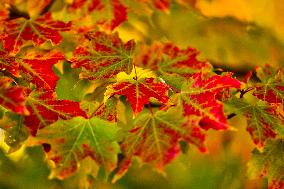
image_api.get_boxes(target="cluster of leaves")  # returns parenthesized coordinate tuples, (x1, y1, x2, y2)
(226, 65, 284, 188)
(0, 0, 283, 189)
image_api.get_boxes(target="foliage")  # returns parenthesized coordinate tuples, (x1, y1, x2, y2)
(0, 0, 284, 189)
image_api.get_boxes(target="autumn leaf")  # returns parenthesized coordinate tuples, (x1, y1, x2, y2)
(248, 139, 284, 189)
(0, 48, 64, 90)
(135, 43, 212, 76)
(69, 31, 135, 80)
(25, 90, 87, 134)
(0, 76, 29, 115)
(28, 116, 120, 179)
(253, 66, 284, 106)
(113, 106, 205, 182)
(226, 97, 284, 149)
(104, 67, 169, 115)
(175, 73, 242, 130)
(0, 12, 71, 54)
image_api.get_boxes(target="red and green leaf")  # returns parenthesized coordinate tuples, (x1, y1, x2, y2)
(1, 12, 71, 54)
(69, 31, 135, 80)
(104, 68, 169, 115)
(135, 43, 212, 76)
(253, 66, 284, 106)
(25, 90, 87, 134)
(114, 106, 205, 182)
(28, 116, 120, 179)
(226, 97, 284, 149)
(176, 73, 243, 130)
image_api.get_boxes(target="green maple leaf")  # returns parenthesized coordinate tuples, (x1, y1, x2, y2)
(113, 106, 205, 182)
(29, 117, 120, 179)
(226, 97, 284, 148)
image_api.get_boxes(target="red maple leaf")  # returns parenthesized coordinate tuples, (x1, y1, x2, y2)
(105, 77, 169, 115)
(179, 73, 243, 130)
(135, 43, 212, 76)
(0, 49, 64, 90)
(69, 31, 135, 80)
(1, 12, 71, 54)
(0, 77, 29, 115)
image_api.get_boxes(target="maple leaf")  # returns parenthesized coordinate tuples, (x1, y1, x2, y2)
(1, 48, 65, 89)
(25, 90, 87, 134)
(104, 68, 169, 115)
(28, 117, 120, 179)
(69, 31, 135, 80)
(176, 73, 242, 130)
(18, 49, 65, 90)
(134, 43, 212, 81)
(113, 106, 205, 182)
(226, 97, 284, 149)
(248, 139, 284, 189)
(1, 12, 71, 54)
(0, 112, 29, 152)
(253, 66, 284, 106)
(0, 76, 29, 115)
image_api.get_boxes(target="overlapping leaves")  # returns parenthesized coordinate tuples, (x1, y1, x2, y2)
(113, 106, 206, 182)
(28, 117, 120, 179)
(226, 66, 284, 148)
(0, 1, 281, 189)
(0, 12, 71, 55)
